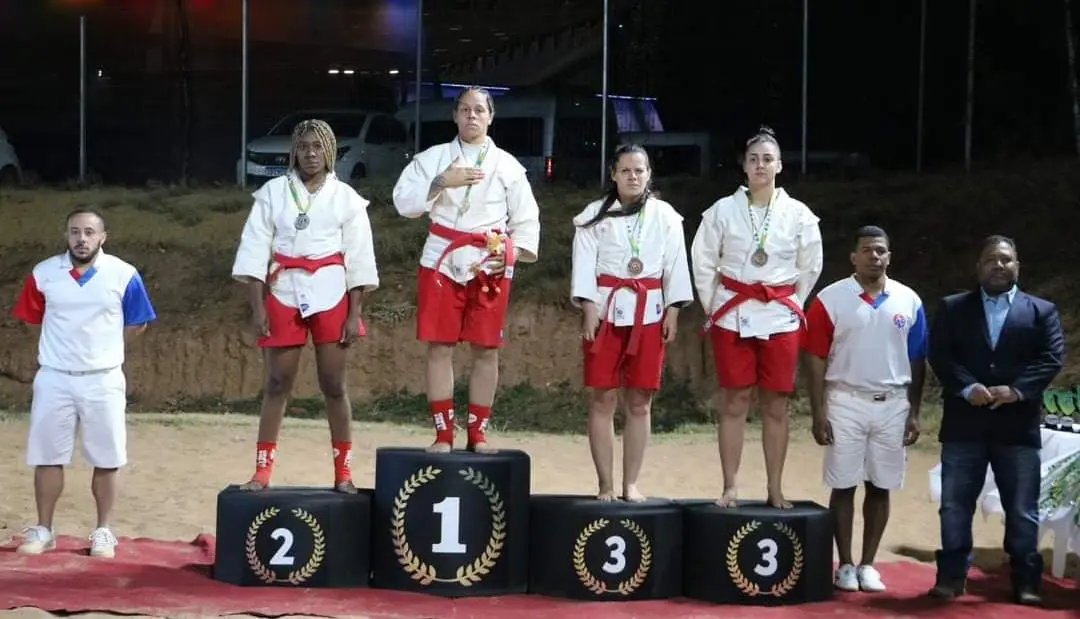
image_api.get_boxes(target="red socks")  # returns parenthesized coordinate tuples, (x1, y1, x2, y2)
(333, 440, 353, 486)
(430, 399, 455, 447)
(251, 441, 277, 487)
(467, 404, 491, 448)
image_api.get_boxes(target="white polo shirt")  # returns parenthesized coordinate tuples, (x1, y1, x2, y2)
(12, 251, 157, 373)
(803, 275, 927, 391)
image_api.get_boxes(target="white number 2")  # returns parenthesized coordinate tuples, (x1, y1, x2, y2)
(268, 528, 295, 566)
(754, 537, 779, 577)
(431, 496, 467, 554)
(602, 535, 627, 574)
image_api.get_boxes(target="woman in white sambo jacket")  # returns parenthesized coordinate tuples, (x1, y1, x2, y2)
(571, 144, 694, 502)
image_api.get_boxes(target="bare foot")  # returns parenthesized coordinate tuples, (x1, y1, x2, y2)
(715, 487, 738, 508)
(468, 442, 497, 454)
(334, 480, 359, 494)
(426, 441, 452, 454)
(597, 488, 618, 502)
(623, 484, 646, 503)
(767, 489, 794, 509)
(237, 479, 267, 491)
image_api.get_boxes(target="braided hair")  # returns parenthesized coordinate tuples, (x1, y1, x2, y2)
(578, 144, 653, 228)
(288, 119, 338, 173)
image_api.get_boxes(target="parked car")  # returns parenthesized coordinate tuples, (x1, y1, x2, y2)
(0, 127, 23, 185)
(236, 108, 410, 186)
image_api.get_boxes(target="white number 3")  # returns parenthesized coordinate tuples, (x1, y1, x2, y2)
(754, 537, 779, 577)
(602, 535, 627, 574)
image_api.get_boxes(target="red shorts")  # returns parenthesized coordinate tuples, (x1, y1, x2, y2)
(709, 326, 800, 393)
(415, 266, 511, 349)
(259, 293, 363, 349)
(583, 321, 665, 390)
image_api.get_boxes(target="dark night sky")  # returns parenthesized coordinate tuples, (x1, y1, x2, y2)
(0, 0, 1077, 183)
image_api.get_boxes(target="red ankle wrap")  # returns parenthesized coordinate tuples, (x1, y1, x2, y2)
(467, 404, 491, 447)
(429, 399, 455, 446)
(332, 440, 353, 485)
(252, 441, 277, 486)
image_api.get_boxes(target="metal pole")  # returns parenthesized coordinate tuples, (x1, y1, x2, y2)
(916, 0, 927, 172)
(79, 14, 87, 184)
(600, 0, 609, 187)
(414, 0, 422, 154)
(240, 0, 249, 187)
(800, 0, 808, 176)
(964, 0, 976, 172)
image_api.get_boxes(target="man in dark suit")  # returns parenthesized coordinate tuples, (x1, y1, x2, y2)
(927, 235, 1065, 606)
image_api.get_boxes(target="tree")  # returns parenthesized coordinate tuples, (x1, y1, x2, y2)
(964, 0, 977, 172)
(175, 0, 193, 185)
(1065, 0, 1080, 155)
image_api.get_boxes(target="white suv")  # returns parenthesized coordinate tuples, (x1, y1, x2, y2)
(0, 127, 22, 185)
(237, 108, 409, 186)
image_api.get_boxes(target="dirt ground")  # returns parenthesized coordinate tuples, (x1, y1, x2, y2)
(1, 413, 1076, 619)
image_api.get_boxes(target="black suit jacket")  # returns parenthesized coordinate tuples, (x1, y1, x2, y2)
(928, 288, 1065, 447)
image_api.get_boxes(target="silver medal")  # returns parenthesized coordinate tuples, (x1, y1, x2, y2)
(294, 213, 310, 230)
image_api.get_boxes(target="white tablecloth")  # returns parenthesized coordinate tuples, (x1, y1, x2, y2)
(927, 428, 1080, 577)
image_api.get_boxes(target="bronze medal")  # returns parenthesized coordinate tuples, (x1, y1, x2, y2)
(751, 248, 768, 267)
(627, 257, 644, 275)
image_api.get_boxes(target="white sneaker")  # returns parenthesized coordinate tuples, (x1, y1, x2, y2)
(857, 564, 886, 592)
(16, 525, 55, 555)
(88, 527, 118, 558)
(834, 563, 859, 591)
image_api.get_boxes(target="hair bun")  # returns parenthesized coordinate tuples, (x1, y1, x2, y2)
(757, 125, 775, 136)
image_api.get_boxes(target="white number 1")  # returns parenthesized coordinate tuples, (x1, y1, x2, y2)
(754, 537, 779, 577)
(431, 497, 467, 554)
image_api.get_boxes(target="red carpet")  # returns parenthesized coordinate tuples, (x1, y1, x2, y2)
(0, 534, 1076, 618)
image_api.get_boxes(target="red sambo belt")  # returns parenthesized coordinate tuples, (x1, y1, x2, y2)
(592, 275, 662, 357)
(430, 222, 515, 307)
(699, 275, 804, 337)
(267, 252, 345, 285)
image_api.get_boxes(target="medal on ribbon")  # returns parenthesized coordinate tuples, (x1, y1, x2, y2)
(747, 190, 776, 267)
(288, 178, 316, 231)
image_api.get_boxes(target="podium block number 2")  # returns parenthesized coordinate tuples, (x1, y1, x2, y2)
(269, 527, 297, 566)
(754, 537, 778, 577)
(432, 496, 467, 554)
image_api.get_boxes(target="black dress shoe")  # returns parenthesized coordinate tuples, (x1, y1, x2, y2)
(1014, 587, 1042, 606)
(927, 579, 965, 600)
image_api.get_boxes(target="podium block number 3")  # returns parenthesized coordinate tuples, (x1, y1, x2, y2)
(754, 537, 778, 577)
(432, 497, 467, 554)
(269, 528, 296, 566)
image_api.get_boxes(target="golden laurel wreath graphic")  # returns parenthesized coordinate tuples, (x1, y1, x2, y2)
(245, 507, 326, 585)
(725, 520, 804, 597)
(391, 465, 507, 587)
(572, 518, 653, 596)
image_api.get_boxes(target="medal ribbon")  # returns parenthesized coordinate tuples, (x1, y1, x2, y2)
(459, 137, 490, 208)
(288, 177, 314, 216)
(624, 207, 645, 259)
(746, 189, 777, 251)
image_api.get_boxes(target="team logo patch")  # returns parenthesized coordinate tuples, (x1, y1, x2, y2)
(893, 313, 908, 329)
